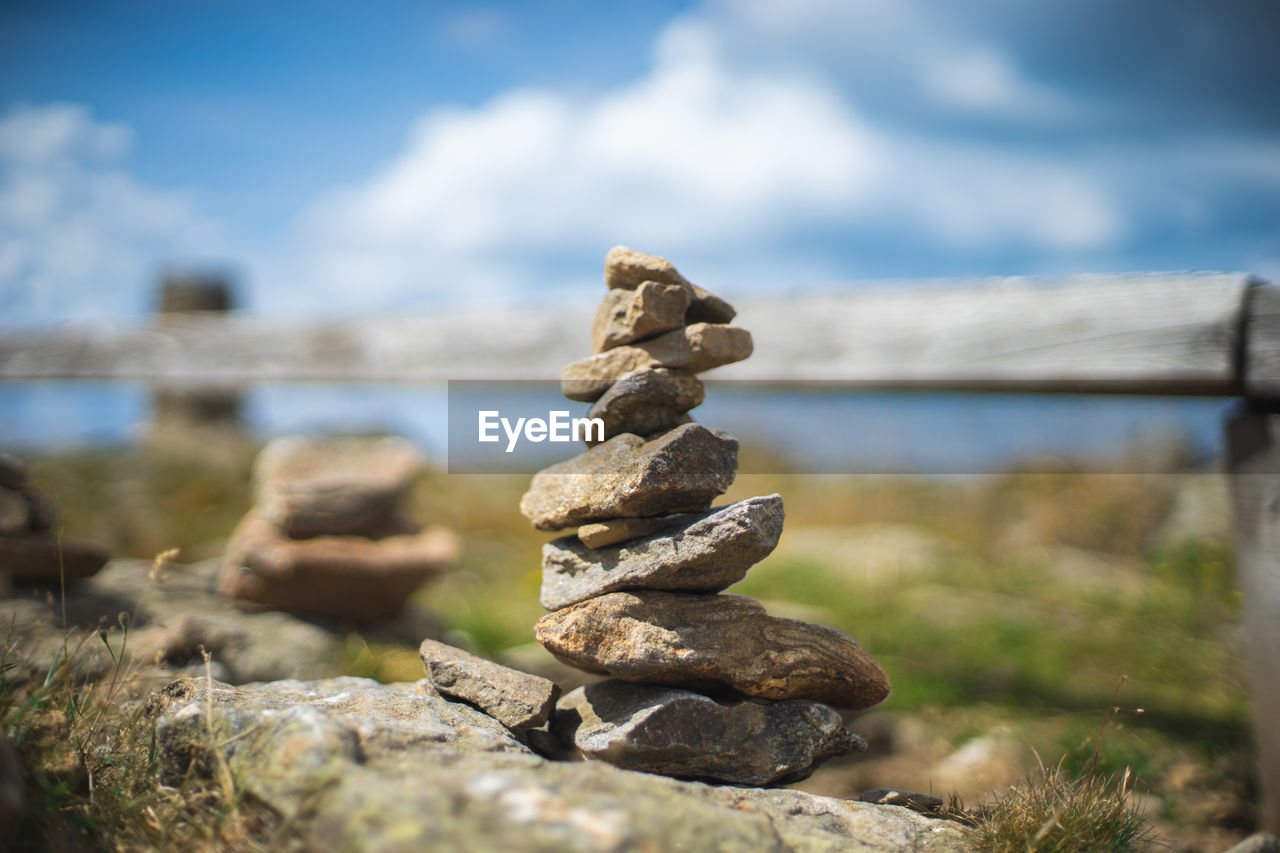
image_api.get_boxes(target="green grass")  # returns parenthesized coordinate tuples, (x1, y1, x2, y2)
(15, 448, 1258, 848)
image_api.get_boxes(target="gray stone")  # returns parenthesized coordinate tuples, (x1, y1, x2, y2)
(541, 495, 784, 610)
(144, 674, 966, 852)
(577, 517, 666, 549)
(562, 323, 752, 402)
(0, 487, 29, 535)
(253, 435, 425, 539)
(536, 591, 892, 710)
(554, 680, 865, 786)
(604, 246, 737, 324)
(859, 789, 945, 813)
(585, 368, 705, 445)
(592, 282, 690, 353)
(1225, 835, 1280, 853)
(219, 513, 458, 620)
(420, 639, 561, 729)
(519, 423, 738, 531)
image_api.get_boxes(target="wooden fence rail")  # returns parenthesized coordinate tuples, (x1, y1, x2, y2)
(3, 269, 1280, 830)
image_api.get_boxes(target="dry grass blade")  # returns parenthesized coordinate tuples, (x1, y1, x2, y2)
(968, 758, 1158, 853)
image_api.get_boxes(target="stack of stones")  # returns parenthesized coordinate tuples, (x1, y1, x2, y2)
(521, 247, 892, 786)
(218, 436, 460, 621)
(0, 453, 109, 586)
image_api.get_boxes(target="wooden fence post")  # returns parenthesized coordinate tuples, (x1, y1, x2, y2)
(147, 271, 244, 443)
(1228, 281, 1280, 832)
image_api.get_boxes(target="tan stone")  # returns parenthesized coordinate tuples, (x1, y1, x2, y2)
(585, 368, 704, 446)
(535, 591, 892, 710)
(219, 514, 459, 620)
(519, 423, 738, 531)
(254, 436, 425, 539)
(592, 282, 690, 353)
(577, 517, 666, 549)
(603, 246, 736, 324)
(562, 323, 752, 402)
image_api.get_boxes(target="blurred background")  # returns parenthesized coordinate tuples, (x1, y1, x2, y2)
(3, 2, 1279, 849)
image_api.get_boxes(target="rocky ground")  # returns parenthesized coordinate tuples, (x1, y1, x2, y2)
(2, 557, 969, 852)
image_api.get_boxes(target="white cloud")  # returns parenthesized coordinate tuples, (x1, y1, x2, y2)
(284, 1, 1122, 312)
(0, 103, 221, 325)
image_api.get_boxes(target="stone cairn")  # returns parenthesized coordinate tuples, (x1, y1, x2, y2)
(519, 247, 892, 786)
(218, 435, 460, 621)
(0, 453, 109, 586)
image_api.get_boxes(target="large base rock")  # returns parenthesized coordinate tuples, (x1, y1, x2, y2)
(554, 680, 865, 786)
(536, 591, 891, 710)
(147, 675, 967, 852)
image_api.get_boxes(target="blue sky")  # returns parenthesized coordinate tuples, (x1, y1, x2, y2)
(2, 0, 1278, 326)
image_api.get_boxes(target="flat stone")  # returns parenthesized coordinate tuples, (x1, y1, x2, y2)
(219, 513, 459, 620)
(0, 535, 111, 584)
(420, 639, 561, 729)
(542, 495, 784, 610)
(0, 488, 29, 536)
(577, 517, 667, 549)
(603, 246, 736, 324)
(554, 680, 866, 786)
(535, 591, 891, 710)
(519, 423, 738, 531)
(562, 323, 752, 402)
(592, 282, 690, 353)
(253, 435, 425, 539)
(585, 368, 704, 445)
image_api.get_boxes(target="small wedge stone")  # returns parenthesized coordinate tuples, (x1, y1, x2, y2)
(420, 639, 561, 729)
(562, 323, 752, 402)
(554, 680, 866, 786)
(577, 517, 666, 549)
(535, 591, 891, 709)
(593, 282, 689, 353)
(603, 246, 736, 323)
(586, 368, 704, 445)
(519, 423, 738, 531)
(542, 495, 784, 610)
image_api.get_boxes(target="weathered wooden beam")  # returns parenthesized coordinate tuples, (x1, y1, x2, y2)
(1225, 404, 1280, 833)
(1243, 283, 1280, 400)
(0, 272, 1261, 394)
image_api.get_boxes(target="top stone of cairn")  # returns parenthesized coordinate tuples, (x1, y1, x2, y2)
(604, 246, 736, 325)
